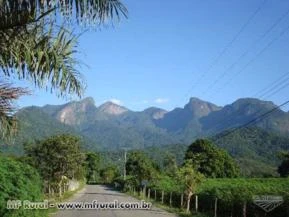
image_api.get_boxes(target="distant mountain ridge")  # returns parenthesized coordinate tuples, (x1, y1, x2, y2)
(3, 97, 289, 153)
(2, 96, 288, 177)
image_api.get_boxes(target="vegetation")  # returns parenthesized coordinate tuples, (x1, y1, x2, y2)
(101, 139, 289, 217)
(100, 165, 119, 184)
(177, 161, 205, 213)
(3, 98, 288, 177)
(85, 152, 101, 183)
(0, 156, 46, 217)
(278, 151, 289, 177)
(185, 139, 240, 178)
(25, 134, 85, 197)
(126, 151, 159, 184)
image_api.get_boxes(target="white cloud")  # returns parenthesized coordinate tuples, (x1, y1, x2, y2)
(109, 99, 123, 105)
(154, 98, 169, 104)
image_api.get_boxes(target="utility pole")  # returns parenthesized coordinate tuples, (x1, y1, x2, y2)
(124, 149, 127, 181)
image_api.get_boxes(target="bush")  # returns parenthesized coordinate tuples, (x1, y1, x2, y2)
(0, 156, 47, 217)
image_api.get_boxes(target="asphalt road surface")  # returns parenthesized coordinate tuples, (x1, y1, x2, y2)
(53, 185, 178, 217)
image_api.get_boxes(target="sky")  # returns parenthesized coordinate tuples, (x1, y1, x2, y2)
(18, 0, 289, 111)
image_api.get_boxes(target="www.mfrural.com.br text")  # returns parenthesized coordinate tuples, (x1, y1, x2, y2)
(7, 200, 152, 210)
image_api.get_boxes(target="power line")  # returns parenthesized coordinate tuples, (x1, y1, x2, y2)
(258, 75, 289, 99)
(212, 99, 289, 142)
(208, 71, 289, 133)
(202, 7, 289, 96)
(253, 71, 289, 98)
(180, 0, 267, 101)
(212, 22, 289, 97)
(264, 80, 289, 99)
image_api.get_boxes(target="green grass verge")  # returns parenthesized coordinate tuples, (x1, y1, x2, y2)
(125, 191, 209, 217)
(47, 180, 86, 215)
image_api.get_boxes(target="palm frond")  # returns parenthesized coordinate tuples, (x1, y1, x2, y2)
(0, 0, 128, 30)
(0, 83, 29, 139)
(0, 21, 85, 97)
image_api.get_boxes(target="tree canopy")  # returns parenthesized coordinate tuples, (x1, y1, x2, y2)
(126, 151, 158, 185)
(25, 134, 85, 195)
(185, 139, 240, 178)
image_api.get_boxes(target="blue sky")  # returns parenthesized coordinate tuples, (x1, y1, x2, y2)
(18, 0, 289, 111)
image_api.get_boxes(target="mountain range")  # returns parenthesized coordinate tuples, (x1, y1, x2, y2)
(1, 96, 289, 175)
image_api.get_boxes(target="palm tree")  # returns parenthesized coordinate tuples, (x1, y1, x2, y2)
(0, 83, 29, 138)
(0, 0, 127, 138)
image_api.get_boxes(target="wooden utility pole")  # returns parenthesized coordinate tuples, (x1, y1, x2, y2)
(124, 149, 127, 181)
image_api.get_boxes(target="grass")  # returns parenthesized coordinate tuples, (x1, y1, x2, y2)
(47, 180, 86, 215)
(125, 190, 209, 217)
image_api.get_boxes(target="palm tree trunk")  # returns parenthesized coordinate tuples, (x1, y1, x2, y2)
(181, 193, 184, 208)
(169, 192, 172, 207)
(154, 189, 157, 201)
(148, 188, 151, 200)
(161, 191, 164, 204)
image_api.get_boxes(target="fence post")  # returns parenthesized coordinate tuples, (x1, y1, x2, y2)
(214, 198, 218, 217)
(195, 195, 198, 212)
(181, 193, 184, 208)
(148, 188, 151, 200)
(243, 202, 247, 217)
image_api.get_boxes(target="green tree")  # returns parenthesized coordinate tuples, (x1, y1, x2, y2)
(163, 152, 178, 177)
(126, 151, 158, 185)
(185, 139, 240, 178)
(25, 134, 85, 196)
(278, 151, 289, 177)
(85, 152, 101, 183)
(0, 0, 127, 137)
(154, 174, 177, 205)
(177, 160, 204, 213)
(100, 165, 119, 184)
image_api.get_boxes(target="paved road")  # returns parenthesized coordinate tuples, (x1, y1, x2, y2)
(53, 185, 178, 217)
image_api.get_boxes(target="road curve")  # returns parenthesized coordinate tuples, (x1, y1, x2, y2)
(53, 185, 178, 217)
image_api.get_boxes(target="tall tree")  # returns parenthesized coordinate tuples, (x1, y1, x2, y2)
(126, 151, 158, 185)
(185, 139, 240, 178)
(85, 152, 100, 183)
(0, 0, 127, 137)
(25, 134, 85, 196)
(163, 152, 178, 177)
(177, 160, 204, 213)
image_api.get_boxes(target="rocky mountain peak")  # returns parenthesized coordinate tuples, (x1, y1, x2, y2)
(143, 107, 168, 120)
(229, 98, 277, 115)
(80, 97, 95, 106)
(56, 97, 96, 125)
(184, 97, 221, 118)
(97, 102, 128, 115)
